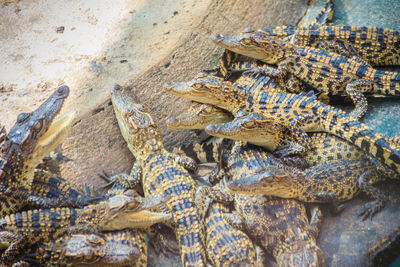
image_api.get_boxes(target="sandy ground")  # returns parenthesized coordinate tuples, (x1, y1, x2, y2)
(0, 0, 211, 128)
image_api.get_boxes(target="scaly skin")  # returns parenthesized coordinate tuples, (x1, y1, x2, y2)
(212, 33, 400, 119)
(110, 85, 206, 267)
(0, 86, 77, 216)
(197, 142, 325, 267)
(228, 158, 388, 220)
(28, 170, 100, 209)
(0, 190, 171, 264)
(254, 24, 400, 67)
(15, 229, 147, 267)
(196, 188, 258, 267)
(163, 73, 400, 176)
(167, 102, 233, 130)
(167, 99, 366, 167)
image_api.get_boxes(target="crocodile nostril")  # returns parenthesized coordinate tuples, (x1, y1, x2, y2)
(163, 81, 174, 89)
(211, 33, 224, 42)
(166, 116, 178, 126)
(112, 84, 122, 91)
(57, 85, 70, 96)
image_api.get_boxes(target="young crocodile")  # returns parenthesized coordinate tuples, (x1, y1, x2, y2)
(211, 33, 400, 118)
(196, 142, 325, 267)
(196, 186, 259, 267)
(163, 73, 400, 175)
(249, 24, 400, 67)
(168, 100, 366, 167)
(0, 86, 79, 216)
(227, 157, 388, 220)
(0, 190, 170, 264)
(110, 85, 206, 267)
(14, 229, 147, 267)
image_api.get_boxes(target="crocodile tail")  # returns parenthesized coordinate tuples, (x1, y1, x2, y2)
(333, 116, 400, 174)
(172, 200, 207, 267)
(309, 0, 334, 26)
(172, 138, 232, 164)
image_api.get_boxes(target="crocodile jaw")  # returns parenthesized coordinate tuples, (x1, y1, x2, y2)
(227, 173, 296, 198)
(211, 33, 275, 64)
(24, 110, 77, 180)
(100, 210, 172, 230)
(205, 123, 281, 151)
(163, 82, 221, 106)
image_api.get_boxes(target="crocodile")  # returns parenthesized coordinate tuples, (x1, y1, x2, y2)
(14, 229, 147, 267)
(110, 85, 206, 267)
(246, 24, 400, 67)
(167, 99, 367, 167)
(0, 189, 171, 263)
(227, 157, 389, 220)
(196, 142, 325, 267)
(163, 73, 400, 175)
(211, 33, 400, 119)
(0, 86, 80, 216)
(195, 184, 258, 267)
(215, 0, 334, 83)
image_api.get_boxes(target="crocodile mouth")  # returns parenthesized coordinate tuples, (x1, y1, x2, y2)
(31, 110, 78, 162)
(37, 111, 77, 147)
(101, 210, 172, 230)
(211, 33, 268, 61)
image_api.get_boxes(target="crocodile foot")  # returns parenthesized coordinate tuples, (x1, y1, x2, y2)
(358, 200, 385, 221)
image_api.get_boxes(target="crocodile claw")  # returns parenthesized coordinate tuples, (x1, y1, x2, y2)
(358, 200, 385, 221)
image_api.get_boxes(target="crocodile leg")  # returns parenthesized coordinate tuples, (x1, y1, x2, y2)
(284, 73, 306, 93)
(357, 170, 388, 220)
(103, 163, 142, 190)
(345, 80, 372, 119)
(222, 211, 246, 231)
(195, 186, 234, 220)
(314, 40, 359, 59)
(0, 232, 27, 263)
(309, 205, 323, 238)
(167, 152, 198, 172)
(287, 114, 320, 155)
(246, 62, 289, 79)
(312, 192, 343, 215)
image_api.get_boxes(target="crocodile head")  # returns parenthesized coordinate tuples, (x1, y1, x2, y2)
(163, 73, 237, 110)
(64, 231, 141, 265)
(111, 84, 164, 156)
(166, 102, 233, 129)
(211, 30, 289, 64)
(277, 242, 326, 267)
(0, 86, 75, 187)
(63, 234, 108, 264)
(96, 190, 171, 231)
(226, 166, 300, 199)
(205, 112, 285, 151)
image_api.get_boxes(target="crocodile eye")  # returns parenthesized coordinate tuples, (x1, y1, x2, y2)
(32, 118, 43, 132)
(193, 83, 202, 89)
(204, 105, 213, 113)
(87, 234, 104, 245)
(16, 113, 31, 124)
(242, 27, 254, 33)
(243, 120, 256, 127)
